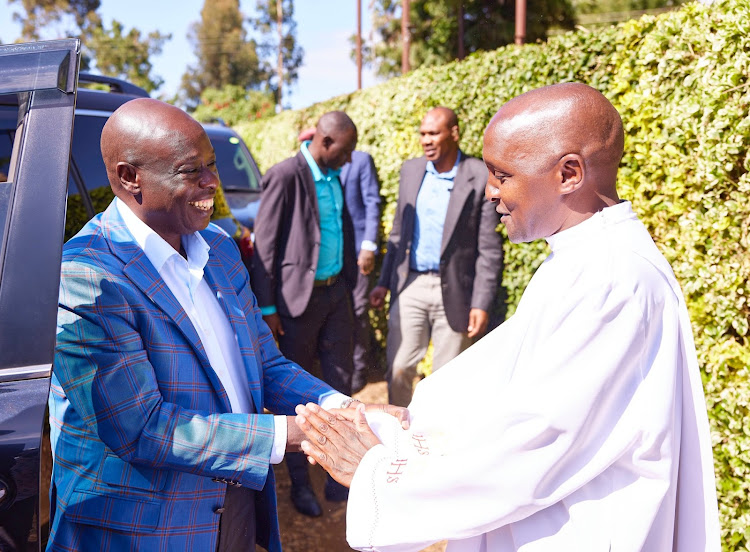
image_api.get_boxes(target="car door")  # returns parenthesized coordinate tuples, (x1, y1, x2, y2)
(0, 39, 79, 551)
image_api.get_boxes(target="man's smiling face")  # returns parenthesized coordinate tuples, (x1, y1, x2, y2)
(130, 118, 220, 248)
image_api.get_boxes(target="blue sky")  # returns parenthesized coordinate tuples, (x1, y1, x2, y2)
(0, 0, 377, 109)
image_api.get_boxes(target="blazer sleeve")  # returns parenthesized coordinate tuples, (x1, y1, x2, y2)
(359, 153, 382, 248)
(250, 164, 289, 309)
(469, 160, 504, 312)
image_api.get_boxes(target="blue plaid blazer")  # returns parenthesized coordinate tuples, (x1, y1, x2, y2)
(48, 202, 334, 551)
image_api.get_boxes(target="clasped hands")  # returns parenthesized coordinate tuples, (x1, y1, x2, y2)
(294, 402, 409, 487)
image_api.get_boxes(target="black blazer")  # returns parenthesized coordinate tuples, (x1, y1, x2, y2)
(251, 151, 357, 318)
(378, 154, 503, 332)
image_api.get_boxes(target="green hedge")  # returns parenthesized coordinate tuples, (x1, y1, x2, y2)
(236, 1, 750, 547)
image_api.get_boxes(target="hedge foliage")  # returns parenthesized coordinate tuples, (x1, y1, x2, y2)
(236, 1, 750, 547)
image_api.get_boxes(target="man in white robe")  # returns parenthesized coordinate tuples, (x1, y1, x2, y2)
(294, 83, 720, 552)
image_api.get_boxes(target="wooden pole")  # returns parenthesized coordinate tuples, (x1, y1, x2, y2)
(357, 0, 362, 89)
(457, 1, 465, 60)
(515, 0, 526, 46)
(277, 0, 284, 109)
(401, 0, 410, 74)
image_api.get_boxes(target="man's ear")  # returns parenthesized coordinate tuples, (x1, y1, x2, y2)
(451, 125, 460, 143)
(116, 162, 141, 196)
(558, 153, 584, 195)
(322, 135, 334, 149)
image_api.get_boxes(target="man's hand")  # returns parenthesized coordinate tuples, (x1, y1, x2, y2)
(357, 250, 375, 275)
(262, 313, 284, 340)
(467, 308, 489, 338)
(338, 400, 410, 430)
(295, 403, 381, 487)
(369, 285, 388, 309)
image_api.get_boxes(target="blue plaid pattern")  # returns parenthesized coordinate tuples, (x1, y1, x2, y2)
(48, 202, 334, 551)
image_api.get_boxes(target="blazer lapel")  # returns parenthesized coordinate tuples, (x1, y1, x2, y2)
(441, 154, 475, 255)
(103, 204, 233, 412)
(296, 152, 320, 225)
(202, 254, 262, 414)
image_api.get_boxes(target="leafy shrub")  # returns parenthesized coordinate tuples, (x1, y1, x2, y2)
(236, 1, 750, 546)
(192, 84, 276, 126)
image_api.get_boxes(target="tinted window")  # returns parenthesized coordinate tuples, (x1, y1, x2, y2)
(71, 112, 110, 192)
(68, 112, 114, 238)
(0, 106, 17, 185)
(210, 133, 260, 192)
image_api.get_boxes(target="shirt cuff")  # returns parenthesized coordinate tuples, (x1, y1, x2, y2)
(260, 305, 277, 316)
(319, 392, 350, 411)
(360, 240, 378, 252)
(271, 415, 287, 464)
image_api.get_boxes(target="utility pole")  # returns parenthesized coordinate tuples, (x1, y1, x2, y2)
(277, 0, 284, 110)
(357, 0, 362, 89)
(457, 2, 465, 60)
(515, 0, 526, 45)
(401, 0, 410, 74)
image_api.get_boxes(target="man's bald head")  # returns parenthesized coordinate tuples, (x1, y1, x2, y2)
(488, 83, 624, 190)
(316, 111, 357, 137)
(424, 106, 458, 130)
(309, 111, 357, 171)
(101, 98, 207, 191)
(483, 83, 624, 243)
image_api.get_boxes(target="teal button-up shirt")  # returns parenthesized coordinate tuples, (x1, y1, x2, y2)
(301, 140, 344, 280)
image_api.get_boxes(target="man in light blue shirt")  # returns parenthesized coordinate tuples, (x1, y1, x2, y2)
(251, 111, 360, 516)
(370, 107, 504, 407)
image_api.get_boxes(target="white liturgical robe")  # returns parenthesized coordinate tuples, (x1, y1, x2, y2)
(348, 202, 720, 552)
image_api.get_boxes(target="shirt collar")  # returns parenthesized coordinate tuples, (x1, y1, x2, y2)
(426, 150, 462, 180)
(301, 140, 341, 181)
(115, 197, 210, 274)
(545, 201, 635, 252)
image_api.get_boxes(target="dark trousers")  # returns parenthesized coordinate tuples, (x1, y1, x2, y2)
(216, 485, 256, 552)
(278, 276, 354, 487)
(351, 269, 377, 377)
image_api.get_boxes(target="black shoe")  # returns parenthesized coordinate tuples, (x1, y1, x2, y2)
(351, 369, 367, 394)
(290, 485, 322, 517)
(324, 477, 349, 502)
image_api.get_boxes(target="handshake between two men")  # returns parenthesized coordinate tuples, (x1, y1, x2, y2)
(293, 401, 406, 487)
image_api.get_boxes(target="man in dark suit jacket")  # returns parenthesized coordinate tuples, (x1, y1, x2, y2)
(370, 107, 504, 407)
(252, 111, 359, 516)
(49, 99, 348, 552)
(339, 150, 382, 392)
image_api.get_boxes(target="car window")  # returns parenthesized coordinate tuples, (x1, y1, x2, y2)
(210, 132, 261, 192)
(65, 112, 115, 240)
(0, 106, 16, 185)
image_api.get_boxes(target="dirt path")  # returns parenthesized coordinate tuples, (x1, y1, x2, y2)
(270, 381, 446, 552)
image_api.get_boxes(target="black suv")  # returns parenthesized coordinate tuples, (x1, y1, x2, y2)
(0, 72, 263, 242)
(0, 39, 262, 550)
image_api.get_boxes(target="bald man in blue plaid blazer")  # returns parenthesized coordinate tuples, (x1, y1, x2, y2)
(47, 99, 341, 552)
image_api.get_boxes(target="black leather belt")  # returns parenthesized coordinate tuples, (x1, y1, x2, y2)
(411, 269, 439, 275)
(313, 274, 339, 287)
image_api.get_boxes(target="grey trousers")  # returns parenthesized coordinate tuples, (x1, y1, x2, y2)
(386, 271, 471, 407)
